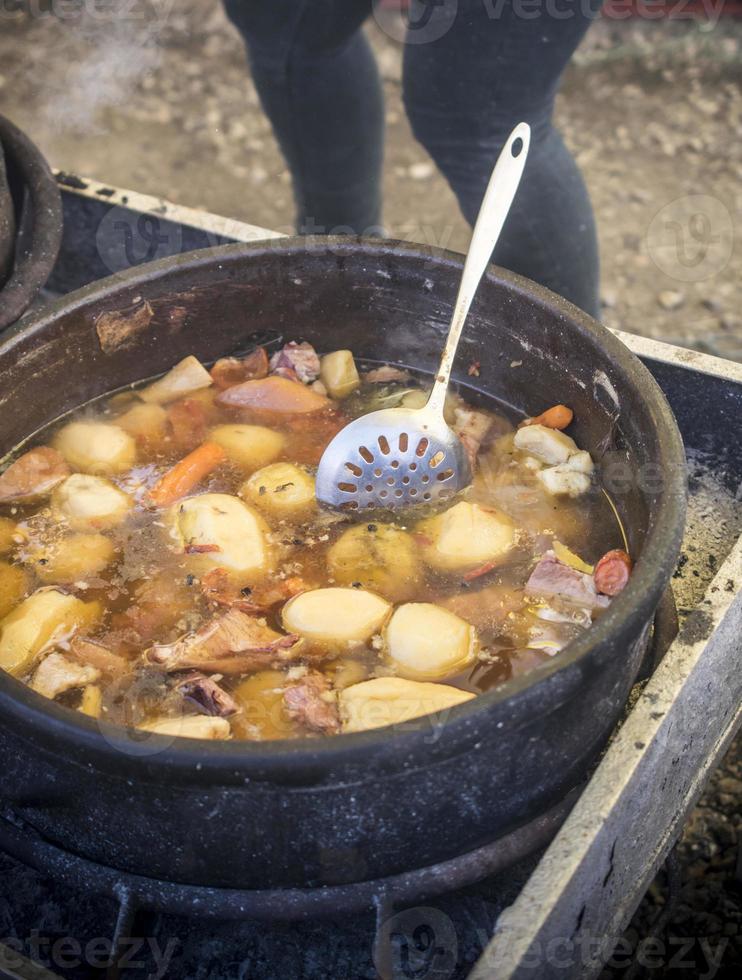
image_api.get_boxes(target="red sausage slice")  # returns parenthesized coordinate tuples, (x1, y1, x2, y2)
(594, 549, 633, 596)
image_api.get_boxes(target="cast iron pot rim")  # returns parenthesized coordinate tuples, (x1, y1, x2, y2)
(0, 237, 687, 777)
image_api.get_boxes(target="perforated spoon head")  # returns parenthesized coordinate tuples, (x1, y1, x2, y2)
(315, 407, 471, 511)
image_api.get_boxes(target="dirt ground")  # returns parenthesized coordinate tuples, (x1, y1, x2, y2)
(0, 2, 741, 358)
(0, 2, 741, 976)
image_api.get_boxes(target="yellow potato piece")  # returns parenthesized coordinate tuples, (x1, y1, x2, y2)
(31, 533, 116, 585)
(241, 462, 316, 520)
(139, 355, 213, 405)
(54, 422, 136, 475)
(0, 561, 29, 619)
(0, 518, 19, 555)
(0, 588, 102, 676)
(513, 424, 579, 466)
(418, 500, 515, 572)
(171, 492, 273, 582)
(116, 403, 168, 445)
(140, 715, 230, 739)
(340, 677, 475, 733)
(282, 587, 391, 650)
(79, 684, 103, 718)
(385, 602, 478, 681)
(52, 475, 132, 532)
(210, 424, 285, 471)
(231, 669, 296, 740)
(326, 523, 421, 601)
(320, 350, 360, 399)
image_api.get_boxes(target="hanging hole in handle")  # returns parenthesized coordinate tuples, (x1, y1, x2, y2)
(511, 137, 524, 158)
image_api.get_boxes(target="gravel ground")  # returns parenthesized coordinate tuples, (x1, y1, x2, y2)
(0, 3, 740, 977)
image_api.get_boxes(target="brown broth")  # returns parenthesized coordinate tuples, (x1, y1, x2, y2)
(0, 357, 625, 739)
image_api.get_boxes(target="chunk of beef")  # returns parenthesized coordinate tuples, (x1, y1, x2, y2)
(0, 448, 70, 504)
(283, 671, 340, 734)
(173, 671, 239, 718)
(525, 551, 610, 611)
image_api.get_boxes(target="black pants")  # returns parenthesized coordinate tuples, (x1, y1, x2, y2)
(223, 0, 601, 315)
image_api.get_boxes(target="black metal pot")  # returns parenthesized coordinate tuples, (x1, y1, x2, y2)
(0, 239, 686, 890)
(0, 114, 63, 329)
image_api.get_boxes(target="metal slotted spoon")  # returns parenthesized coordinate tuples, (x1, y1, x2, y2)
(316, 122, 531, 512)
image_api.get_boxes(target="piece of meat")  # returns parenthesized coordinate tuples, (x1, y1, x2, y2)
(201, 568, 308, 614)
(283, 410, 349, 466)
(525, 551, 610, 611)
(210, 348, 269, 389)
(173, 671, 239, 717)
(69, 635, 131, 679)
(594, 549, 632, 596)
(443, 583, 525, 631)
(216, 376, 332, 420)
(0, 447, 70, 504)
(31, 652, 100, 700)
(283, 671, 340, 734)
(269, 342, 320, 384)
(167, 398, 211, 452)
(145, 608, 302, 674)
(453, 407, 493, 471)
(363, 366, 411, 384)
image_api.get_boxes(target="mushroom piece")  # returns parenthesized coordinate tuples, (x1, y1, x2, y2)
(283, 671, 340, 734)
(145, 608, 302, 674)
(30, 652, 101, 700)
(0, 447, 71, 504)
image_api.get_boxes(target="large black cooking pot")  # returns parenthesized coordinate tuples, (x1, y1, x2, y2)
(0, 239, 686, 890)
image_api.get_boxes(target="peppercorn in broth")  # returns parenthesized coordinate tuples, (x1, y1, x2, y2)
(0, 344, 631, 740)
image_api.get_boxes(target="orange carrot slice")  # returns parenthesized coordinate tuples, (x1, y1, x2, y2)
(520, 404, 574, 430)
(148, 442, 226, 508)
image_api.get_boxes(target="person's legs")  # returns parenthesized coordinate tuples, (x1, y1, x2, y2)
(223, 0, 382, 234)
(402, 0, 602, 315)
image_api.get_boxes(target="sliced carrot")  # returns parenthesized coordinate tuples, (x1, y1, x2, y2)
(462, 560, 498, 582)
(520, 405, 574, 430)
(148, 442, 226, 508)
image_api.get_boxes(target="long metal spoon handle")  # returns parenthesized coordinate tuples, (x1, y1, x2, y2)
(426, 122, 531, 419)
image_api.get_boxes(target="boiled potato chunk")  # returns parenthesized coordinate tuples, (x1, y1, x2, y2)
(31, 533, 116, 584)
(282, 587, 391, 650)
(0, 588, 102, 676)
(418, 501, 515, 573)
(52, 475, 133, 532)
(340, 677, 475, 733)
(241, 462, 316, 519)
(537, 465, 591, 498)
(116, 403, 168, 446)
(54, 422, 136, 475)
(0, 561, 29, 619)
(171, 493, 273, 582)
(385, 603, 478, 681)
(139, 355, 213, 405)
(140, 715, 230, 739)
(513, 424, 579, 465)
(327, 523, 421, 601)
(209, 424, 285, 471)
(320, 350, 360, 400)
(0, 518, 19, 555)
(231, 669, 296, 740)
(79, 684, 103, 718)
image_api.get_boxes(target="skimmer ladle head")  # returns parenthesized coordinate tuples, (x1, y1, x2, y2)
(316, 123, 531, 512)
